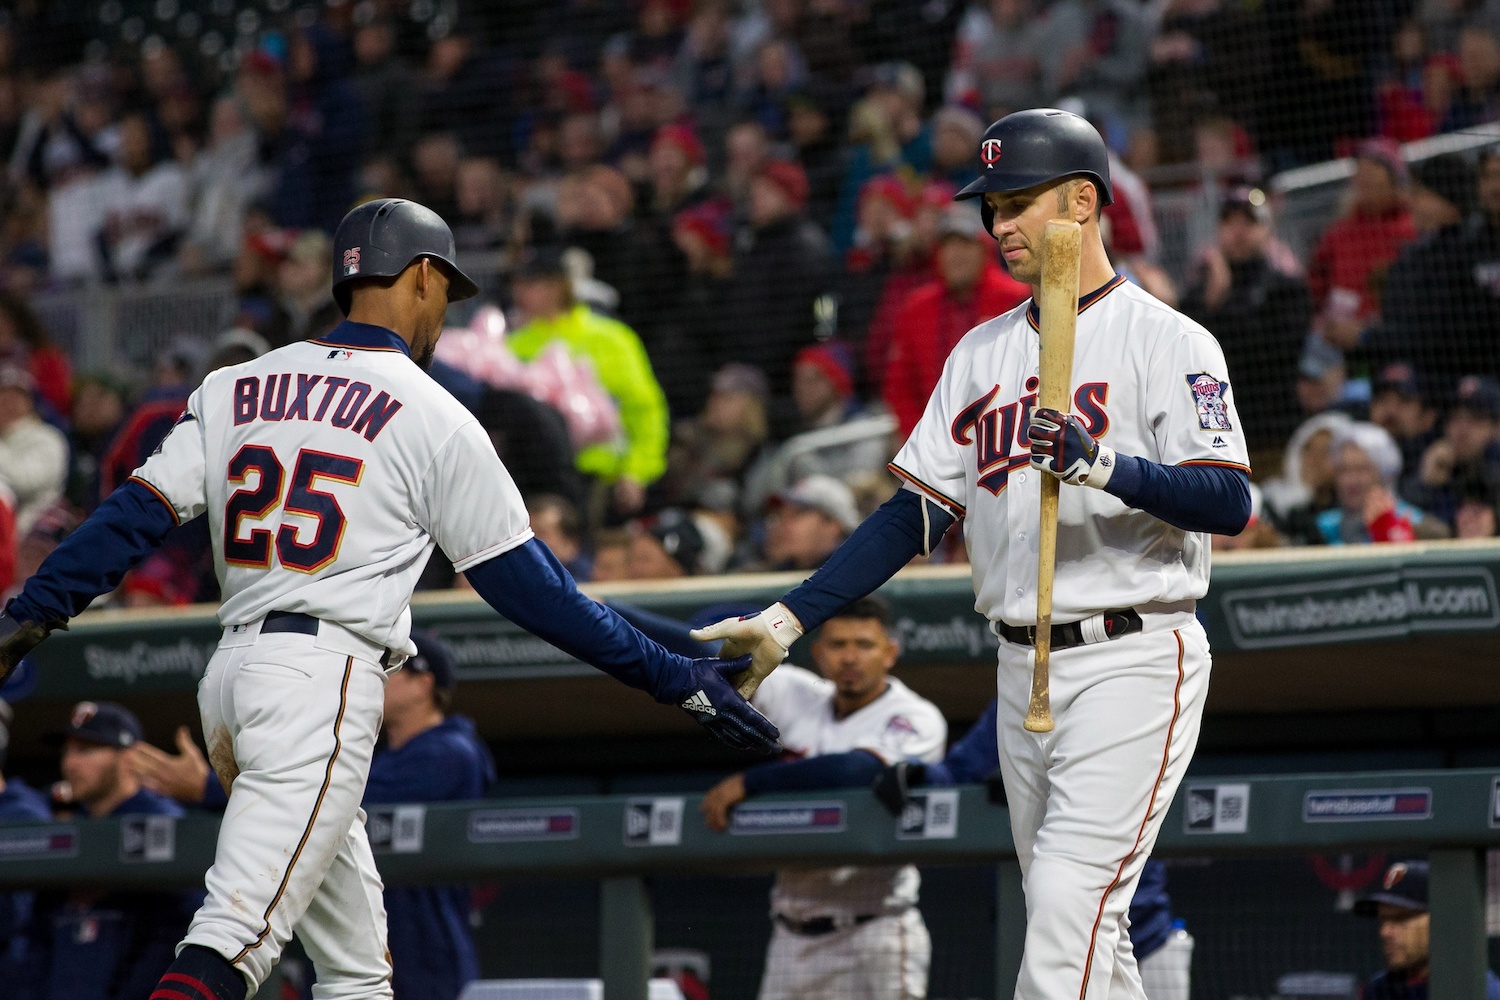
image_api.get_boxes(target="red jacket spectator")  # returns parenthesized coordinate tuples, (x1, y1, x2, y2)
(884, 208, 1029, 435)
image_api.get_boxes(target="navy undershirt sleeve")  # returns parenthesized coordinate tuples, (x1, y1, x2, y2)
(926, 698, 1002, 786)
(782, 489, 955, 632)
(742, 749, 885, 795)
(465, 538, 694, 704)
(1102, 456, 1251, 535)
(8, 479, 181, 623)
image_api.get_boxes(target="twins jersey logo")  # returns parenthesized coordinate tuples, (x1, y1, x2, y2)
(343, 247, 361, 276)
(1187, 373, 1232, 431)
(980, 138, 1003, 166)
(952, 377, 1109, 495)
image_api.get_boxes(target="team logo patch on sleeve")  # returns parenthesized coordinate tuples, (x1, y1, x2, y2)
(1186, 373, 1233, 431)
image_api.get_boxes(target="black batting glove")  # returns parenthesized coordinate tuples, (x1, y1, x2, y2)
(0, 611, 63, 688)
(873, 760, 928, 817)
(677, 654, 781, 755)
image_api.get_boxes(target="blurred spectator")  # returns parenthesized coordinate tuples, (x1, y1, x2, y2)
(367, 632, 496, 1000)
(832, 65, 926, 252)
(96, 338, 198, 502)
(742, 342, 894, 513)
(1263, 410, 1354, 545)
(351, 19, 423, 162)
(558, 163, 672, 329)
(747, 474, 859, 572)
(945, 0, 1045, 116)
(885, 205, 1028, 436)
(1319, 421, 1436, 544)
(0, 697, 49, 997)
(1403, 375, 1500, 528)
(0, 364, 65, 535)
(1434, 147, 1500, 381)
(1375, 20, 1456, 142)
(700, 597, 944, 1000)
(645, 124, 710, 225)
(649, 200, 733, 416)
(527, 494, 591, 581)
(451, 157, 511, 252)
(1369, 362, 1439, 477)
(37, 702, 195, 1000)
(1180, 188, 1312, 452)
(723, 160, 834, 405)
(65, 373, 127, 511)
(1456, 478, 1500, 538)
(476, 386, 585, 508)
(661, 363, 770, 511)
(1212, 483, 1286, 551)
(785, 87, 843, 228)
(590, 528, 633, 583)
(280, 26, 370, 234)
(722, 119, 773, 208)
(1147, 0, 1267, 164)
(0, 289, 70, 416)
(179, 96, 272, 277)
(1442, 26, 1500, 132)
(929, 106, 987, 190)
(1296, 337, 1354, 420)
(736, 38, 807, 140)
(1351, 859, 1500, 998)
(1308, 139, 1417, 351)
(674, 2, 737, 153)
(265, 230, 341, 346)
(1369, 152, 1477, 382)
(1261, 0, 1384, 166)
(507, 246, 669, 516)
(1036, 0, 1150, 126)
(628, 508, 732, 579)
(97, 112, 188, 283)
(412, 132, 464, 223)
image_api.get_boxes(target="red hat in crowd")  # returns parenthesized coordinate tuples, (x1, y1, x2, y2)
(756, 160, 810, 210)
(653, 123, 706, 166)
(673, 201, 732, 256)
(794, 342, 856, 399)
(1355, 137, 1411, 186)
(860, 174, 916, 218)
(919, 178, 958, 209)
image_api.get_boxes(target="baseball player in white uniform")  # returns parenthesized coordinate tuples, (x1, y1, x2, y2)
(0, 199, 778, 1000)
(694, 109, 1251, 999)
(700, 597, 946, 1000)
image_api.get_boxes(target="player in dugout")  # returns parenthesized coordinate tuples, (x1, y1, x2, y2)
(700, 596, 947, 1000)
(136, 630, 492, 1000)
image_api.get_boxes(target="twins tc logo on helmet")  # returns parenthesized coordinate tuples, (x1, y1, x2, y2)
(343, 248, 361, 276)
(1187, 374, 1232, 431)
(981, 138, 1003, 168)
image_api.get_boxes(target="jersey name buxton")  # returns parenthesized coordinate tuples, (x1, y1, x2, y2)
(889, 277, 1250, 626)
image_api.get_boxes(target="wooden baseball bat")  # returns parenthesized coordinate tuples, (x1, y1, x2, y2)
(1024, 220, 1082, 734)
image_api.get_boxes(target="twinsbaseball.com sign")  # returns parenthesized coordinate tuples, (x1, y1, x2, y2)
(1220, 567, 1500, 650)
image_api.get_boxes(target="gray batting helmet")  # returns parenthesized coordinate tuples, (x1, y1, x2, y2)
(955, 109, 1114, 238)
(331, 198, 480, 314)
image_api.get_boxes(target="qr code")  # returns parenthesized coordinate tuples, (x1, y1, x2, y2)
(929, 800, 953, 827)
(1220, 794, 1244, 823)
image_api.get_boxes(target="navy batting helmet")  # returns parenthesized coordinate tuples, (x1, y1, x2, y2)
(331, 198, 480, 314)
(955, 109, 1113, 237)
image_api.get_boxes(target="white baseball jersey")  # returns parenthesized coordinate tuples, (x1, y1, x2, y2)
(889, 276, 1249, 626)
(752, 665, 946, 919)
(132, 325, 533, 653)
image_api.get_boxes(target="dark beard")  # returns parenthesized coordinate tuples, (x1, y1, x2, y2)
(415, 340, 436, 371)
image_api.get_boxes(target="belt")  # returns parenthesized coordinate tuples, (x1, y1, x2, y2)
(261, 611, 394, 667)
(775, 913, 881, 936)
(993, 609, 1143, 650)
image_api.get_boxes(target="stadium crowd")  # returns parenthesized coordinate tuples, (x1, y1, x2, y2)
(0, 0, 1488, 605)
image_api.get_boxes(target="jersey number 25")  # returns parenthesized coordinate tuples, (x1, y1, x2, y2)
(223, 444, 364, 573)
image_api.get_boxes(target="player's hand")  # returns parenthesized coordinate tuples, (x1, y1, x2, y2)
(873, 761, 928, 817)
(677, 655, 781, 755)
(689, 603, 804, 699)
(0, 611, 62, 688)
(135, 725, 210, 804)
(1028, 407, 1114, 488)
(700, 773, 747, 832)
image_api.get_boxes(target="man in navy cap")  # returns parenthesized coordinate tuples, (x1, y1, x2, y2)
(0, 697, 50, 997)
(1403, 375, 1500, 528)
(1353, 859, 1500, 999)
(1369, 362, 1439, 479)
(33, 701, 197, 1000)
(365, 630, 494, 1000)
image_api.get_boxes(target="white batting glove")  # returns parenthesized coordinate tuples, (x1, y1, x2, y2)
(689, 602, 804, 700)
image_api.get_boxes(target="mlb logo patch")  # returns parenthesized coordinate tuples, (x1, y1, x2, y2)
(343, 247, 361, 276)
(1186, 373, 1233, 431)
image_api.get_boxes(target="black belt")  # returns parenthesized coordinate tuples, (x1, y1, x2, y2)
(994, 609, 1143, 650)
(261, 611, 394, 667)
(775, 913, 880, 936)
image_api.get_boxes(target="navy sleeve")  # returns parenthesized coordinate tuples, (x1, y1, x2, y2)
(7, 480, 181, 624)
(741, 750, 886, 794)
(929, 699, 1002, 785)
(202, 773, 228, 811)
(607, 601, 718, 659)
(464, 538, 695, 704)
(782, 489, 955, 632)
(1103, 457, 1251, 536)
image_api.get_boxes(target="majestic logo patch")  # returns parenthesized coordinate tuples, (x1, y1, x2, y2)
(980, 138, 1003, 167)
(343, 247, 361, 276)
(1186, 373, 1233, 431)
(1384, 862, 1408, 890)
(70, 702, 97, 728)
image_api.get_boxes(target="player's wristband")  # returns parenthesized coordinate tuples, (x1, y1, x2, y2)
(1081, 444, 1117, 490)
(761, 602, 804, 650)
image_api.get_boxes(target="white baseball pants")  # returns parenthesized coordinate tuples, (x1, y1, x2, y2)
(1137, 929, 1193, 1000)
(757, 908, 930, 1000)
(996, 621, 1210, 1000)
(181, 620, 394, 999)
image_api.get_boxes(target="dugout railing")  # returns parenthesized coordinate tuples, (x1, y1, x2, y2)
(2, 770, 1498, 1000)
